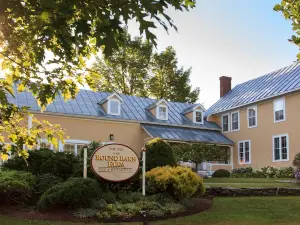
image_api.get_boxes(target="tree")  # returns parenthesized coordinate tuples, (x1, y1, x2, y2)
(274, 1, 300, 59)
(0, 0, 196, 160)
(149, 46, 200, 103)
(91, 32, 153, 97)
(172, 143, 230, 170)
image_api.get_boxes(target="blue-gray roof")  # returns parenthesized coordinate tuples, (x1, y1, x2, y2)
(206, 62, 300, 116)
(141, 124, 234, 145)
(8, 88, 220, 130)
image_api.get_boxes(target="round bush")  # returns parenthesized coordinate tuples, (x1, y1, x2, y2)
(146, 166, 204, 199)
(212, 169, 230, 178)
(0, 170, 36, 204)
(34, 173, 62, 195)
(37, 177, 100, 210)
(146, 138, 176, 171)
(293, 153, 300, 168)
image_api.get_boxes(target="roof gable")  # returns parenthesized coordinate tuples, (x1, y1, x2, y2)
(206, 62, 300, 116)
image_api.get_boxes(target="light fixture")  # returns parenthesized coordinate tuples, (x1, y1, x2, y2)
(109, 134, 114, 141)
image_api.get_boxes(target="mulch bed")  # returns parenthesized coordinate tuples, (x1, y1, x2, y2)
(0, 196, 214, 223)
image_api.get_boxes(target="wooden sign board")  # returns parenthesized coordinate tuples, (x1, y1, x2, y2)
(90, 144, 139, 182)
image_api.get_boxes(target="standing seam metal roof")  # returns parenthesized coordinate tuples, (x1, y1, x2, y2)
(205, 62, 300, 116)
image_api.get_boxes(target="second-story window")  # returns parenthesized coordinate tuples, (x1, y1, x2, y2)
(157, 105, 168, 120)
(194, 110, 203, 124)
(222, 114, 229, 132)
(231, 111, 239, 131)
(108, 99, 121, 115)
(248, 106, 257, 128)
(274, 98, 285, 122)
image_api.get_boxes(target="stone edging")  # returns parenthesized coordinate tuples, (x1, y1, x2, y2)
(206, 187, 300, 196)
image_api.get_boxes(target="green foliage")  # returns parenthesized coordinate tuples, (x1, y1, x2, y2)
(173, 143, 230, 166)
(37, 178, 100, 211)
(212, 169, 231, 178)
(0, 170, 35, 204)
(148, 209, 165, 217)
(99, 191, 116, 204)
(34, 173, 62, 195)
(146, 138, 176, 171)
(40, 152, 79, 180)
(92, 32, 153, 97)
(163, 202, 186, 214)
(0, 0, 195, 159)
(274, 1, 300, 59)
(149, 46, 200, 103)
(181, 197, 205, 209)
(146, 166, 204, 199)
(231, 166, 294, 178)
(3, 149, 79, 180)
(73, 208, 98, 219)
(91, 199, 107, 210)
(117, 191, 143, 204)
(293, 153, 300, 168)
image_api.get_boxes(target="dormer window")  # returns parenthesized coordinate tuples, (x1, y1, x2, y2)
(99, 93, 123, 116)
(157, 105, 168, 120)
(108, 99, 121, 115)
(193, 110, 203, 124)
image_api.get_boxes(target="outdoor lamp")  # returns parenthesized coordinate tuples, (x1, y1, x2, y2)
(109, 134, 114, 141)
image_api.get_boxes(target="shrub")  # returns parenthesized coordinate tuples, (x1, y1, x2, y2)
(34, 173, 62, 195)
(295, 168, 300, 179)
(40, 152, 79, 180)
(163, 202, 186, 214)
(92, 199, 107, 210)
(146, 166, 204, 199)
(212, 169, 230, 178)
(37, 178, 100, 210)
(0, 170, 36, 204)
(117, 191, 142, 203)
(99, 191, 116, 204)
(275, 167, 294, 178)
(148, 209, 165, 217)
(73, 208, 97, 218)
(293, 153, 300, 168)
(181, 197, 204, 209)
(145, 138, 176, 171)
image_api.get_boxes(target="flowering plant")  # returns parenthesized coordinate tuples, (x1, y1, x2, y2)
(295, 168, 300, 180)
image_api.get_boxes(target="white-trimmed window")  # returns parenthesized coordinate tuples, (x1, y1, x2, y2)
(238, 140, 251, 164)
(231, 111, 240, 131)
(222, 114, 230, 132)
(247, 106, 257, 128)
(108, 99, 121, 115)
(62, 140, 90, 156)
(193, 110, 203, 124)
(273, 134, 289, 162)
(156, 105, 168, 120)
(274, 98, 285, 122)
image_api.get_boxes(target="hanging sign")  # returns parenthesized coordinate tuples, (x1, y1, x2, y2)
(90, 144, 139, 182)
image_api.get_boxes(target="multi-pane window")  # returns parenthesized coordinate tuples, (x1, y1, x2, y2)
(273, 134, 288, 161)
(108, 99, 121, 115)
(157, 105, 168, 120)
(222, 114, 229, 132)
(231, 111, 239, 131)
(238, 140, 251, 164)
(194, 110, 203, 123)
(248, 106, 257, 128)
(274, 98, 285, 122)
(63, 143, 88, 156)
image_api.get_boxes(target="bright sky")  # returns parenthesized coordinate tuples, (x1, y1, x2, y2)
(128, 0, 298, 108)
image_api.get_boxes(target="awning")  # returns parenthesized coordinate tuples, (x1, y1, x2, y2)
(141, 124, 234, 145)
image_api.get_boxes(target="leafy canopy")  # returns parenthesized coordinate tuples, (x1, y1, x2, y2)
(0, 0, 196, 159)
(274, 1, 300, 59)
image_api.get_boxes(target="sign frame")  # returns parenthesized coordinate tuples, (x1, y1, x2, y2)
(90, 143, 140, 183)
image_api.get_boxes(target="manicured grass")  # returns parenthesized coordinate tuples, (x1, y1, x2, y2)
(1, 197, 300, 225)
(204, 177, 299, 188)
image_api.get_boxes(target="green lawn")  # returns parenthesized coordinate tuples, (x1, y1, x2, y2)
(204, 177, 300, 188)
(1, 197, 300, 225)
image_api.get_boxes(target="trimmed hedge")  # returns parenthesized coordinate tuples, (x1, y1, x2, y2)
(212, 169, 230, 178)
(146, 166, 205, 199)
(37, 177, 100, 210)
(231, 166, 294, 178)
(0, 170, 36, 204)
(145, 138, 176, 171)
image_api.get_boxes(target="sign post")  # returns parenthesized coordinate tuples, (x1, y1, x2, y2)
(83, 147, 87, 179)
(142, 147, 146, 196)
(90, 144, 139, 182)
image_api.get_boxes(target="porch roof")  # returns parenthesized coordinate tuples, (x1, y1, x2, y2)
(141, 124, 234, 145)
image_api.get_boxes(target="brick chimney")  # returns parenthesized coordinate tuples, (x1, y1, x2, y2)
(220, 76, 232, 98)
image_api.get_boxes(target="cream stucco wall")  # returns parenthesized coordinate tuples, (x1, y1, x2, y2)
(209, 92, 300, 169)
(34, 114, 150, 156)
